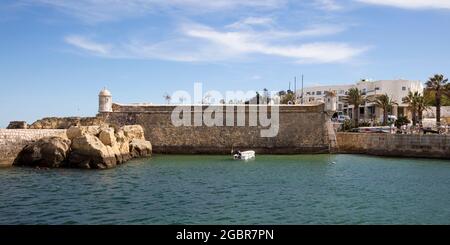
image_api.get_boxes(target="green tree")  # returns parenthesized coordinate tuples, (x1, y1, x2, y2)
(373, 94, 397, 125)
(280, 91, 296, 104)
(342, 88, 365, 127)
(416, 94, 430, 123)
(424, 89, 450, 106)
(402, 91, 420, 126)
(425, 74, 449, 125)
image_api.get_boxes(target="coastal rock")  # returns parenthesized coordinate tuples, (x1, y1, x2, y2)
(13, 137, 71, 168)
(68, 134, 117, 169)
(118, 142, 131, 162)
(29, 117, 107, 129)
(115, 129, 131, 162)
(66, 126, 101, 140)
(115, 129, 129, 143)
(7, 121, 28, 129)
(12, 124, 151, 169)
(122, 125, 146, 140)
(129, 139, 152, 158)
(99, 128, 116, 146)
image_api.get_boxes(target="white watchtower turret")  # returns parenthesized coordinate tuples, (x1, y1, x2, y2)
(99, 88, 113, 113)
(324, 90, 337, 112)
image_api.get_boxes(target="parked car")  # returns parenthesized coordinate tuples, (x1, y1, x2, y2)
(337, 115, 351, 123)
(387, 115, 397, 123)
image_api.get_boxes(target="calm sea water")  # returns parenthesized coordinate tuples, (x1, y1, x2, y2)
(1, 154, 450, 224)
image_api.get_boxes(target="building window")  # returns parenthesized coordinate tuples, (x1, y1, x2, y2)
(316, 91, 322, 95)
(312, 92, 315, 95)
(375, 87, 380, 91)
(402, 86, 406, 91)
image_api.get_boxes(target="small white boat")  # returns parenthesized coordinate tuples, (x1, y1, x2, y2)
(233, 150, 256, 160)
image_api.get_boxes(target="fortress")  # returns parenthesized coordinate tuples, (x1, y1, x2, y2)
(2, 89, 450, 167)
(97, 89, 336, 154)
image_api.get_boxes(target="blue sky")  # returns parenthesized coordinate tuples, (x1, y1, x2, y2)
(1, 0, 450, 127)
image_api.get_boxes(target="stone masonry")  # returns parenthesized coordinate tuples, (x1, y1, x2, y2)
(99, 104, 333, 154)
(336, 132, 450, 159)
(0, 129, 67, 166)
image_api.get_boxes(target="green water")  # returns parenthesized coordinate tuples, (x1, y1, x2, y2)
(1, 154, 450, 224)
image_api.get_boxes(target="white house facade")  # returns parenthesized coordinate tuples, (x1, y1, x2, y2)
(298, 79, 424, 122)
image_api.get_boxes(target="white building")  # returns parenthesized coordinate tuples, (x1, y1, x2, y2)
(298, 79, 424, 122)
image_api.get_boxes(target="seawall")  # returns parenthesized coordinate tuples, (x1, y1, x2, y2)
(336, 132, 450, 159)
(100, 104, 332, 154)
(0, 129, 67, 167)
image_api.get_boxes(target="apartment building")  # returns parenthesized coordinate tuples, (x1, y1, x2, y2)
(298, 79, 424, 122)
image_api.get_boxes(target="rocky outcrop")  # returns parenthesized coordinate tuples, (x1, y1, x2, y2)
(130, 139, 152, 158)
(13, 125, 152, 169)
(13, 137, 71, 168)
(66, 126, 101, 140)
(98, 128, 116, 146)
(29, 117, 107, 129)
(122, 125, 146, 140)
(68, 134, 117, 169)
(7, 121, 28, 129)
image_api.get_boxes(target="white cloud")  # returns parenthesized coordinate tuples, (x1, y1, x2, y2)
(357, 0, 450, 10)
(315, 0, 343, 11)
(25, 0, 286, 22)
(65, 35, 111, 55)
(65, 22, 367, 64)
(226, 17, 275, 29)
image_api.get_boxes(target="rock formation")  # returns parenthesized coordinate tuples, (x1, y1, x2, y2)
(29, 117, 107, 129)
(7, 121, 28, 129)
(13, 125, 152, 169)
(13, 137, 71, 168)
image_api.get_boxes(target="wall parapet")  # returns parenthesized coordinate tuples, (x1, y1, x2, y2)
(109, 103, 325, 113)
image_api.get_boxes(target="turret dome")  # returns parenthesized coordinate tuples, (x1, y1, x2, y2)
(99, 88, 112, 96)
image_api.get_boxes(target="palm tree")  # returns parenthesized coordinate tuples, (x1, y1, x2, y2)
(277, 90, 296, 104)
(373, 94, 397, 125)
(426, 74, 449, 126)
(263, 88, 270, 104)
(343, 88, 365, 127)
(163, 93, 171, 104)
(416, 94, 430, 123)
(402, 91, 419, 126)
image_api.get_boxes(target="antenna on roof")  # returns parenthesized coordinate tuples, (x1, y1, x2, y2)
(294, 76, 297, 100)
(301, 74, 304, 104)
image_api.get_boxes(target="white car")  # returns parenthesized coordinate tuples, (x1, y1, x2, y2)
(337, 115, 351, 123)
(387, 115, 397, 122)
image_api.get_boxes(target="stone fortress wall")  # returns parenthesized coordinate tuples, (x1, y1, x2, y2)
(336, 132, 450, 159)
(99, 104, 333, 154)
(0, 129, 67, 166)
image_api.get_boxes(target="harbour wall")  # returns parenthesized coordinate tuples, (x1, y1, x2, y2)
(100, 104, 333, 154)
(336, 132, 450, 159)
(0, 129, 67, 167)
